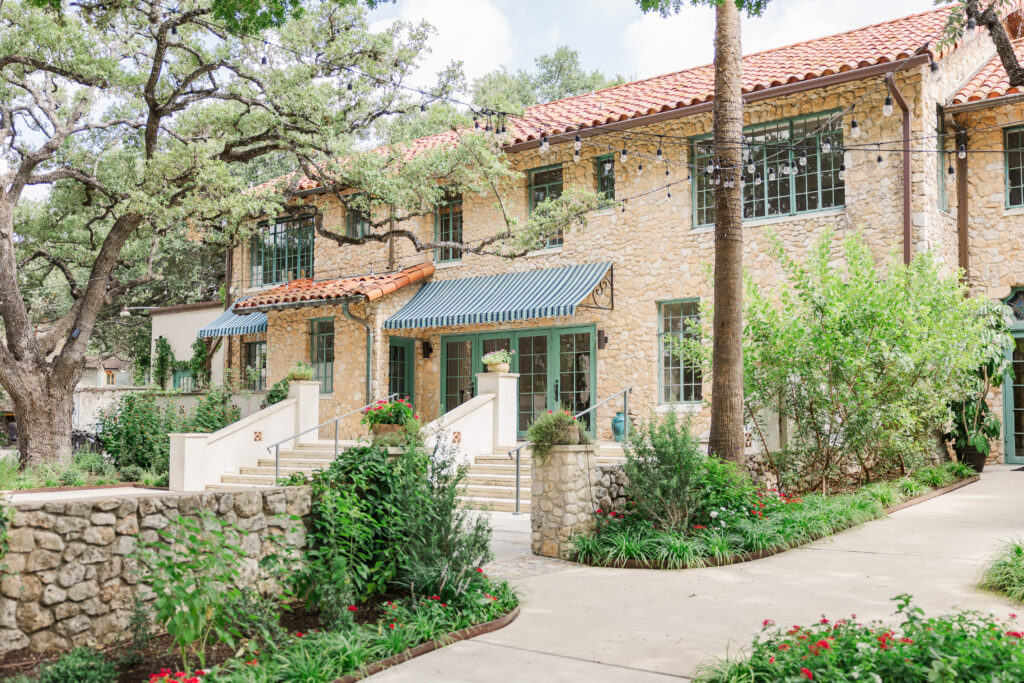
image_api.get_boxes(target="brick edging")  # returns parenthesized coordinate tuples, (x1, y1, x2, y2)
(333, 605, 521, 682)
(572, 476, 981, 571)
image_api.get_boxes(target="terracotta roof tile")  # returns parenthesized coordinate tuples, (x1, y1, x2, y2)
(951, 38, 1024, 104)
(236, 263, 435, 311)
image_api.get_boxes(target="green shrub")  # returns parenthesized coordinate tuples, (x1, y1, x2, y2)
(912, 465, 956, 489)
(96, 392, 177, 471)
(261, 378, 290, 408)
(189, 336, 211, 389)
(285, 360, 315, 381)
(860, 481, 905, 508)
(981, 539, 1024, 604)
(696, 595, 1024, 682)
(190, 384, 241, 433)
(525, 410, 589, 460)
(118, 464, 145, 483)
(153, 336, 175, 390)
(38, 647, 116, 683)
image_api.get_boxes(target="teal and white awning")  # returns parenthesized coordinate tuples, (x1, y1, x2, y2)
(383, 262, 612, 330)
(197, 298, 268, 338)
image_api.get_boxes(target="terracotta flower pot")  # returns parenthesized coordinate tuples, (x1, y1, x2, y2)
(487, 362, 510, 373)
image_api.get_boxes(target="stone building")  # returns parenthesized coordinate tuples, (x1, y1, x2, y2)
(212, 4, 1024, 464)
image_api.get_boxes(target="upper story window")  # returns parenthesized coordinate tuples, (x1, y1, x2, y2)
(310, 318, 334, 394)
(595, 154, 615, 200)
(692, 112, 845, 227)
(1006, 127, 1024, 208)
(435, 196, 463, 263)
(346, 202, 371, 238)
(249, 215, 314, 288)
(104, 370, 116, 386)
(659, 299, 702, 403)
(528, 164, 564, 248)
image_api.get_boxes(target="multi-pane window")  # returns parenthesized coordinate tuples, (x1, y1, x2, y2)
(595, 154, 615, 200)
(249, 215, 314, 288)
(693, 113, 845, 227)
(1006, 127, 1024, 208)
(173, 369, 194, 393)
(528, 165, 564, 248)
(659, 300, 702, 403)
(104, 370, 116, 386)
(346, 204, 371, 238)
(310, 319, 334, 394)
(435, 196, 463, 263)
(937, 105, 948, 211)
(245, 341, 267, 391)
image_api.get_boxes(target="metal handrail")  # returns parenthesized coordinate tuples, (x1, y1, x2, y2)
(265, 392, 399, 482)
(507, 387, 633, 516)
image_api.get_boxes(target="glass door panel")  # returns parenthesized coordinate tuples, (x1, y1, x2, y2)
(1013, 338, 1024, 458)
(517, 335, 549, 433)
(388, 338, 415, 405)
(443, 340, 474, 412)
(481, 335, 512, 359)
(557, 331, 594, 431)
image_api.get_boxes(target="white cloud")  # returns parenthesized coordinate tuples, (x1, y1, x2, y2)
(377, 0, 517, 88)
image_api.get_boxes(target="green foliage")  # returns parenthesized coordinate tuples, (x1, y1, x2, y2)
(120, 596, 155, 667)
(0, 502, 11, 563)
(677, 230, 1003, 491)
(189, 337, 212, 390)
(525, 410, 589, 461)
(480, 348, 513, 365)
(696, 595, 1024, 682)
(636, 0, 773, 18)
(190, 384, 242, 433)
(153, 338, 175, 391)
(360, 397, 414, 427)
(37, 647, 116, 683)
(981, 539, 1024, 604)
(261, 378, 290, 408)
(135, 511, 250, 671)
(285, 360, 315, 381)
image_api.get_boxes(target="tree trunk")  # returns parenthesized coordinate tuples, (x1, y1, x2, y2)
(11, 373, 76, 467)
(707, 0, 746, 464)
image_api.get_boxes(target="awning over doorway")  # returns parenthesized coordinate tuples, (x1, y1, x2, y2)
(197, 298, 268, 338)
(383, 261, 613, 330)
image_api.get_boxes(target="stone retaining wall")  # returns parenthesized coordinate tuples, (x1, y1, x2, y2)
(0, 487, 311, 657)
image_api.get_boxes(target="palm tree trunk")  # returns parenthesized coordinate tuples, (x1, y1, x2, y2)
(706, 0, 746, 464)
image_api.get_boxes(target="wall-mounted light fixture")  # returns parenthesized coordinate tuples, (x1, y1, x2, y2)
(597, 330, 608, 350)
(421, 341, 433, 359)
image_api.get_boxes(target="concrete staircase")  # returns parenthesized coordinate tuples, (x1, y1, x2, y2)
(206, 440, 360, 489)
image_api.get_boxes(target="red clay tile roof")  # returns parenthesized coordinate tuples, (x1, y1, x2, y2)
(951, 38, 1024, 104)
(257, 4, 970, 193)
(236, 263, 435, 311)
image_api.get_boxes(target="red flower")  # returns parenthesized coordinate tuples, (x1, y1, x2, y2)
(815, 640, 830, 650)
(475, 567, 484, 573)
(778, 644, 791, 651)
(348, 605, 358, 612)
(762, 619, 775, 628)
(1007, 631, 1024, 638)
(800, 668, 814, 680)
(295, 631, 305, 638)
(769, 656, 775, 664)
(389, 623, 396, 629)
(693, 525, 706, 529)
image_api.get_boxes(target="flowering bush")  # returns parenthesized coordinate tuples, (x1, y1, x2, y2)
(360, 397, 416, 426)
(525, 410, 589, 460)
(149, 669, 206, 683)
(285, 359, 315, 381)
(481, 348, 514, 365)
(697, 595, 1024, 682)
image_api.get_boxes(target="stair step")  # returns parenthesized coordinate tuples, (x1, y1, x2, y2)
(465, 473, 531, 487)
(240, 466, 319, 476)
(259, 458, 335, 469)
(206, 483, 268, 490)
(458, 497, 530, 513)
(221, 474, 280, 485)
(468, 463, 531, 474)
(462, 485, 529, 499)
(475, 453, 532, 464)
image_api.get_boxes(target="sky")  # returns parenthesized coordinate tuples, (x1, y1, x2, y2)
(369, 0, 937, 88)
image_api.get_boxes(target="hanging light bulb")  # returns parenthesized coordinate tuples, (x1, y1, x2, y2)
(637, 163, 644, 177)
(792, 162, 800, 175)
(665, 167, 670, 178)
(781, 164, 790, 176)
(965, 16, 978, 42)
(930, 59, 943, 81)
(747, 160, 756, 174)
(768, 168, 776, 182)
(799, 151, 808, 166)
(667, 188, 672, 199)
(574, 133, 581, 152)
(500, 124, 506, 134)
(958, 143, 967, 159)
(754, 172, 762, 186)
(714, 157, 721, 172)
(705, 160, 714, 174)
(656, 147, 664, 164)
(740, 177, 746, 188)
(540, 135, 550, 153)
(948, 162, 955, 178)
(573, 150, 580, 164)
(838, 163, 846, 180)
(604, 160, 613, 175)
(822, 137, 832, 154)
(883, 95, 894, 117)
(714, 174, 721, 186)
(620, 148, 628, 164)
(876, 151, 883, 164)
(851, 119, 861, 138)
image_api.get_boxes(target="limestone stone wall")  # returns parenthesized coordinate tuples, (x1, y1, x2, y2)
(0, 487, 311, 658)
(591, 464, 628, 515)
(531, 446, 598, 559)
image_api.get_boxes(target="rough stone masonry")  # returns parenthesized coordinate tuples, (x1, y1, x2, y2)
(0, 487, 311, 658)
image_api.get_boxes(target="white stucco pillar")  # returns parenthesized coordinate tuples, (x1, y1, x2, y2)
(475, 372, 519, 451)
(168, 433, 211, 491)
(289, 380, 322, 445)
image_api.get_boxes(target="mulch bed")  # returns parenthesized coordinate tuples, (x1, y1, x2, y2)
(573, 475, 981, 571)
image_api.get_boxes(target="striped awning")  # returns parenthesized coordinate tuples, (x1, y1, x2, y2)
(197, 298, 268, 338)
(383, 262, 612, 330)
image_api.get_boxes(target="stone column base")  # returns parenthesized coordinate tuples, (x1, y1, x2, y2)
(530, 445, 597, 559)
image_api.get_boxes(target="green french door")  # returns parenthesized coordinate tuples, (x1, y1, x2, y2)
(388, 337, 416, 406)
(439, 325, 596, 437)
(1003, 335, 1024, 464)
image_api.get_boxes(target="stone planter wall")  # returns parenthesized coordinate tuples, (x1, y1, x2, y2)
(0, 486, 311, 658)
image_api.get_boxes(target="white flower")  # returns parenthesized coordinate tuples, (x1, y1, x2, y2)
(710, 511, 719, 518)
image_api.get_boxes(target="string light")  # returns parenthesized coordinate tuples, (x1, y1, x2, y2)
(929, 59, 942, 80)
(603, 160, 613, 175)
(822, 137, 832, 153)
(768, 168, 776, 182)
(705, 160, 714, 174)
(799, 151, 808, 166)
(747, 159, 756, 174)
(850, 119, 860, 138)
(958, 143, 967, 159)
(574, 133, 582, 151)
(965, 16, 978, 42)
(838, 162, 846, 180)
(540, 135, 550, 153)
(573, 150, 580, 163)
(656, 147, 663, 164)
(754, 172, 762, 186)
(620, 148, 628, 163)
(883, 95, 894, 117)
(637, 163, 644, 177)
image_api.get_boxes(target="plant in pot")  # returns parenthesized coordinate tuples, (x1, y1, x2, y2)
(286, 360, 315, 381)
(481, 348, 514, 373)
(945, 308, 1013, 472)
(526, 410, 590, 462)
(361, 397, 416, 445)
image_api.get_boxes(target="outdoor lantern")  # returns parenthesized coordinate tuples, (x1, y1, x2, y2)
(421, 341, 433, 359)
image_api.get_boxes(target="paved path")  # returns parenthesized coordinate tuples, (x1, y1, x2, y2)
(375, 466, 1024, 681)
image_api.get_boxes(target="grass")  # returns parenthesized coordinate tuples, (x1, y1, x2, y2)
(572, 462, 976, 569)
(980, 539, 1024, 604)
(0, 450, 168, 490)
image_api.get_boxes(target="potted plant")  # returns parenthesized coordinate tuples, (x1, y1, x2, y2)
(945, 306, 1013, 473)
(481, 348, 514, 373)
(286, 360, 315, 381)
(361, 397, 416, 444)
(526, 410, 589, 461)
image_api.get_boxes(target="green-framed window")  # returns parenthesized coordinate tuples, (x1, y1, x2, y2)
(1006, 127, 1024, 208)
(310, 318, 334, 394)
(172, 369, 194, 393)
(346, 199, 371, 238)
(937, 105, 948, 211)
(434, 196, 463, 263)
(692, 112, 844, 227)
(595, 154, 615, 200)
(249, 215, 314, 287)
(245, 341, 267, 391)
(658, 300, 702, 403)
(528, 164, 564, 248)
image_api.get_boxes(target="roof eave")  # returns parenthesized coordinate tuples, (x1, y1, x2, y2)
(238, 293, 368, 314)
(503, 55, 931, 153)
(945, 90, 1024, 113)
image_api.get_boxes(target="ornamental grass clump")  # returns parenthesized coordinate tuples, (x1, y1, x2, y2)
(525, 410, 589, 460)
(696, 595, 1024, 682)
(980, 539, 1024, 604)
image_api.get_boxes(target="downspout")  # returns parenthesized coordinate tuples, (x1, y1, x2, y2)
(342, 300, 373, 403)
(886, 72, 913, 265)
(946, 113, 970, 283)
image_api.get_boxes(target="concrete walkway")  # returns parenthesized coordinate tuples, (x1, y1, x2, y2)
(375, 466, 1024, 681)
